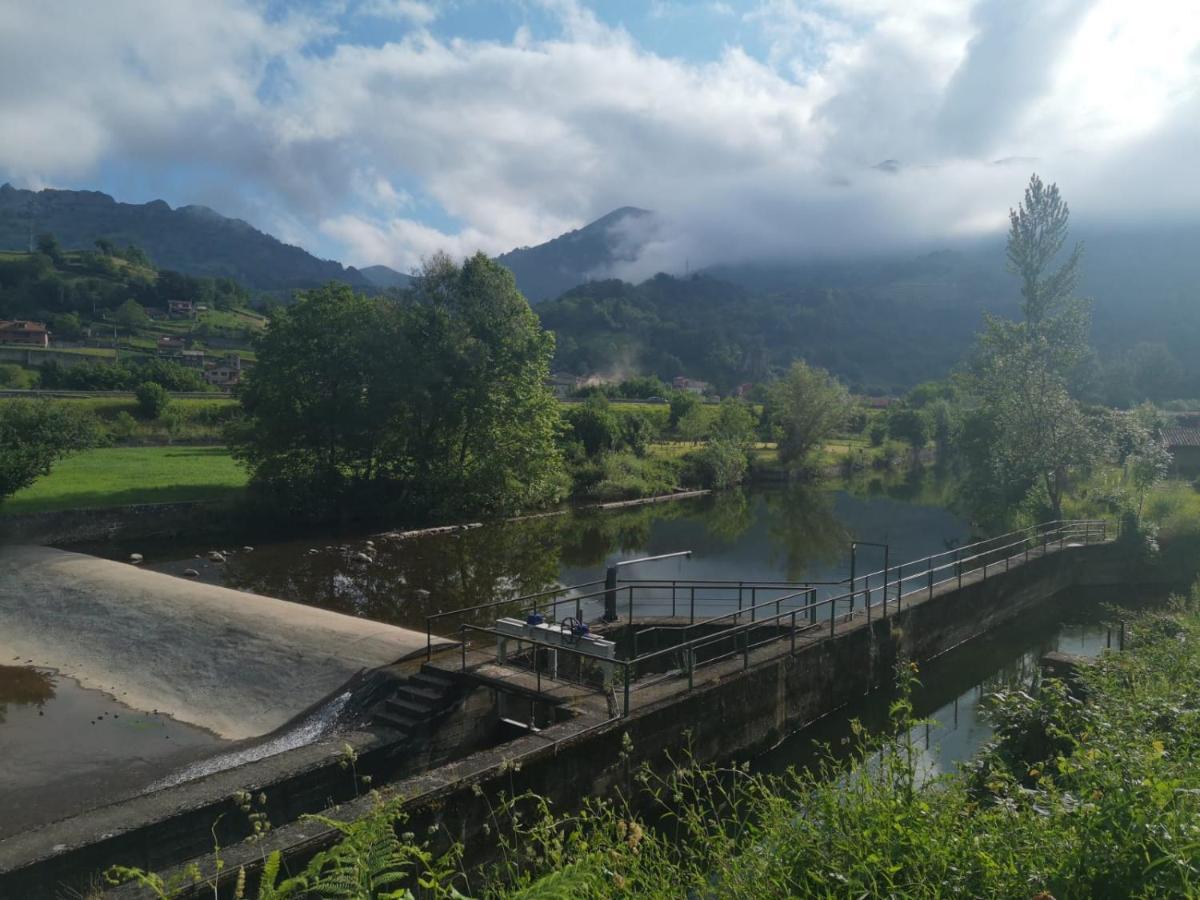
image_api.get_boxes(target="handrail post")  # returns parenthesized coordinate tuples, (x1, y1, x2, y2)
(866, 587, 872, 624)
(896, 563, 902, 610)
(690, 586, 695, 625)
(809, 588, 817, 625)
(603, 565, 619, 622)
(882, 546, 890, 619)
(672, 580, 677, 618)
(830, 598, 836, 638)
(927, 558, 933, 600)
(790, 611, 797, 653)
(623, 664, 630, 716)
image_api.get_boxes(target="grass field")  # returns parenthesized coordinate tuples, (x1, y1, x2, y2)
(2, 445, 247, 515)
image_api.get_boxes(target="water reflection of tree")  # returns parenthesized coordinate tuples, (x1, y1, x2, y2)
(704, 490, 755, 545)
(765, 485, 852, 581)
(0, 666, 56, 724)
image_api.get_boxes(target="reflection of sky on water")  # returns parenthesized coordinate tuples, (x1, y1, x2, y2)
(755, 608, 1131, 782)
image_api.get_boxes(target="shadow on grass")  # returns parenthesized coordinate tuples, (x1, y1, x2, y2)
(1, 484, 246, 517)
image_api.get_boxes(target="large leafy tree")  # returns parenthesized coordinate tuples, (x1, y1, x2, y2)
(767, 361, 849, 467)
(232, 255, 565, 519)
(960, 175, 1102, 524)
(0, 400, 97, 505)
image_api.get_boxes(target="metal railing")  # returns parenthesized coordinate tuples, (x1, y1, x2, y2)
(431, 519, 1112, 713)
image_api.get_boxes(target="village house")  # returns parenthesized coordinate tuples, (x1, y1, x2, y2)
(672, 375, 711, 395)
(203, 354, 242, 390)
(0, 319, 50, 348)
(167, 300, 196, 319)
(176, 349, 206, 368)
(1163, 426, 1200, 476)
(157, 336, 185, 352)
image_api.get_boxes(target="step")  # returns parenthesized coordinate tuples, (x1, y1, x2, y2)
(395, 684, 446, 705)
(372, 710, 418, 733)
(385, 697, 434, 719)
(417, 666, 457, 687)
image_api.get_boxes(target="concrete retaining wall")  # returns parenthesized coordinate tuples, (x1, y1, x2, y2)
(94, 542, 1133, 898)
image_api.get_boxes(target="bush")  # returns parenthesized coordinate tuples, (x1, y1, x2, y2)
(0, 364, 35, 389)
(572, 451, 680, 501)
(683, 440, 749, 489)
(135, 381, 170, 419)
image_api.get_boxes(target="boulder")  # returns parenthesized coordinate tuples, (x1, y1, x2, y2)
(207, 551, 226, 564)
(182, 568, 199, 578)
(128, 553, 143, 564)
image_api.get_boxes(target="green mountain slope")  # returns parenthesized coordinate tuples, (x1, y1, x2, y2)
(0, 184, 371, 293)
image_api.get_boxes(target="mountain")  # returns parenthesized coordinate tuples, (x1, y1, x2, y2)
(497, 206, 655, 303)
(0, 183, 372, 293)
(360, 264, 412, 289)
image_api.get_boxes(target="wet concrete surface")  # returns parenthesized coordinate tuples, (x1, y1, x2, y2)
(0, 665, 223, 839)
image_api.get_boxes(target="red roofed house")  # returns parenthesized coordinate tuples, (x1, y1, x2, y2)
(0, 320, 49, 348)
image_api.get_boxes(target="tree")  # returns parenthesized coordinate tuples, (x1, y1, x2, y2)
(710, 398, 755, 446)
(767, 361, 849, 466)
(94, 237, 116, 256)
(232, 254, 566, 519)
(0, 400, 97, 505)
(115, 298, 148, 330)
(565, 396, 620, 457)
(35, 232, 63, 265)
(961, 175, 1100, 523)
(677, 405, 709, 445)
(135, 381, 170, 419)
(668, 391, 700, 430)
(886, 406, 930, 456)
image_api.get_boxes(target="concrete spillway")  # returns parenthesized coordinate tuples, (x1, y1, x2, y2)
(0, 545, 445, 740)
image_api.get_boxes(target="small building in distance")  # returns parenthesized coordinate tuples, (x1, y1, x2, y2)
(1163, 427, 1200, 476)
(157, 336, 185, 352)
(672, 375, 711, 395)
(0, 319, 50, 348)
(203, 354, 243, 390)
(168, 300, 196, 319)
(177, 349, 206, 368)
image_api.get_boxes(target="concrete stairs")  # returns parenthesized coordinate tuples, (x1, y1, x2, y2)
(371, 666, 459, 738)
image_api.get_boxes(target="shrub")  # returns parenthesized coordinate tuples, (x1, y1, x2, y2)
(135, 381, 170, 419)
(683, 440, 749, 489)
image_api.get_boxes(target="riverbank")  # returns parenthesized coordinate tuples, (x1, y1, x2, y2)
(107, 581, 1200, 899)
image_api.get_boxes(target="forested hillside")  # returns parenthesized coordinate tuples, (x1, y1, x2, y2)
(0, 184, 371, 293)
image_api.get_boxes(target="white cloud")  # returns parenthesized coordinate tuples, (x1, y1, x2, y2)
(1, 0, 1198, 275)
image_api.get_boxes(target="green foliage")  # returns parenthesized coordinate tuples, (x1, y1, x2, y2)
(35, 232, 62, 264)
(0, 363, 35, 389)
(667, 390, 699, 429)
(957, 175, 1103, 525)
(767, 361, 850, 468)
(885, 406, 930, 450)
(570, 451, 680, 502)
(683, 439, 749, 489)
(115, 298, 149, 329)
(564, 396, 620, 457)
(135, 381, 171, 419)
(233, 256, 567, 521)
(0, 399, 97, 505)
(38, 357, 212, 392)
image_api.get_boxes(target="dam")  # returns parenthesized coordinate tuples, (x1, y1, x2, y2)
(0, 518, 1133, 897)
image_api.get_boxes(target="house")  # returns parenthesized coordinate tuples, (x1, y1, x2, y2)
(168, 300, 196, 319)
(0, 319, 50, 348)
(203, 354, 242, 389)
(176, 349, 206, 368)
(546, 372, 583, 399)
(1163, 427, 1200, 476)
(157, 336, 185, 351)
(672, 375, 710, 395)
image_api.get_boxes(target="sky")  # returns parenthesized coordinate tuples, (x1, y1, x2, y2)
(2, 0, 1199, 277)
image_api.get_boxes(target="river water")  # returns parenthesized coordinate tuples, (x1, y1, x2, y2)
(69, 472, 1138, 780)
(81, 473, 971, 632)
